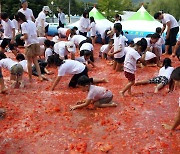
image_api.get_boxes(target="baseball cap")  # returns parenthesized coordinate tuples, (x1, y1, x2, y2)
(65, 42, 76, 53)
(43, 6, 52, 13)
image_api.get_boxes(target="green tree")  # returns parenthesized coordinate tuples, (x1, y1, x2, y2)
(97, 0, 133, 21)
(1, 0, 48, 18)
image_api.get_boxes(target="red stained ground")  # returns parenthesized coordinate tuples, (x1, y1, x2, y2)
(0, 43, 180, 153)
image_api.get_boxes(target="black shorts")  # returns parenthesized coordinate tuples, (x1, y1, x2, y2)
(149, 76, 168, 86)
(114, 55, 125, 63)
(69, 67, 93, 88)
(79, 31, 87, 37)
(1, 38, 15, 50)
(165, 27, 179, 46)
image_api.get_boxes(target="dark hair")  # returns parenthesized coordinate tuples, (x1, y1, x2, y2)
(47, 54, 64, 67)
(0, 12, 9, 20)
(84, 50, 92, 56)
(169, 67, 180, 91)
(154, 12, 162, 19)
(162, 58, 171, 69)
(83, 11, 89, 18)
(115, 14, 122, 21)
(16, 53, 25, 61)
(44, 39, 51, 48)
(136, 38, 147, 52)
(90, 16, 95, 23)
(151, 33, 160, 39)
(0, 52, 7, 60)
(156, 27, 162, 34)
(15, 12, 27, 22)
(114, 23, 122, 32)
(72, 26, 78, 30)
(77, 75, 91, 86)
(109, 39, 114, 44)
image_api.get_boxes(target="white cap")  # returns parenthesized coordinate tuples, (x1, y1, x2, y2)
(43, 6, 52, 13)
(65, 42, 76, 53)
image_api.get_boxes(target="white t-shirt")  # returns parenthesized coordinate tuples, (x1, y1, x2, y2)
(124, 47, 141, 74)
(80, 43, 93, 51)
(58, 12, 66, 24)
(75, 56, 86, 63)
(114, 35, 125, 58)
(145, 38, 156, 48)
(18, 8, 34, 21)
(12, 19, 19, 31)
(87, 85, 112, 101)
(145, 51, 156, 61)
(155, 36, 165, 47)
(21, 20, 39, 46)
(114, 20, 121, 24)
(19, 60, 28, 72)
(36, 11, 46, 27)
(58, 59, 85, 76)
(1, 19, 15, 39)
(90, 22, 96, 37)
(158, 66, 174, 80)
(45, 48, 53, 61)
(100, 44, 110, 54)
(121, 35, 128, 46)
(38, 37, 46, 45)
(69, 35, 86, 46)
(161, 14, 179, 29)
(58, 27, 68, 36)
(54, 41, 75, 59)
(0, 58, 18, 71)
(79, 17, 90, 33)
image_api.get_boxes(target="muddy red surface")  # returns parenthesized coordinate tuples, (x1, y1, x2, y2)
(0, 42, 180, 153)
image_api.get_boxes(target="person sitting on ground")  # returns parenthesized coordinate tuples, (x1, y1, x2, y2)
(47, 54, 107, 90)
(54, 41, 76, 60)
(162, 67, 180, 130)
(135, 58, 174, 93)
(0, 52, 24, 88)
(75, 50, 95, 68)
(70, 75, 117, 111)
(99, 39, 114, 60)
(120, 38, 147, 96)
(16, 53, 52, 81)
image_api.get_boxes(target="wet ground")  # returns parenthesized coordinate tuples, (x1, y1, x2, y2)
(0, 43, 180, 153)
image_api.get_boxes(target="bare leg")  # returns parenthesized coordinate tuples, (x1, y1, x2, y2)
(93, 78, 108, 83)
(154, 83, 164, 93)
(27, 58, 33, 81)
(162, 108, 180, 130)
(0, 78, 7, 93)
(33, 57, 43, 81)
(164, 45, 170, 55)
(94, 101, 117, 108)
(120, 81, 135, 96)
(113, 61, 117, 70)
(116, 63, 123, 72)
(135, 80, 150, 86)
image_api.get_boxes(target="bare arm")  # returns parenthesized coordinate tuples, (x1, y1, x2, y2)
(161, 24, 166, 35)
(11, 28, 16, 44)
(20, 33, 28, 40)
(166, 22, 171, 39)
(51, 76, 62, 91)
(172, 41, 180, 56)
(138, 52, 146, 66)
(70, 99, 92, 110)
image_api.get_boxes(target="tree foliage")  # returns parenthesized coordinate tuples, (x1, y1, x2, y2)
(1, 0, 48, 18)
(147, 0, 180, 20)
(97, 0, 133, 21)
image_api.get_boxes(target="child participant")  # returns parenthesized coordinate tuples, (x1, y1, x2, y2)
(16, 12, 43, 81)
(99, 39, 113, 60)
(47, 54, 107, 90)
(155, 27, 165, 55)
(108, 23, 125, 72)
(54, 41, 76, 60)
(120, 38, 147, 96)
(68, 34, 86, 48)
(135, 58, 174, 93)
(75, 50, 95, 68)
(16, 53, 52, 81)
(0, 12, 18, 56)
(58, 26, 78, 39)
(0, 53, 24, 88)
(70, 75, 117, 110)
(89, 16, 96, 46)
(44, 39, 54, 61)
(162, 67, 180, 130)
